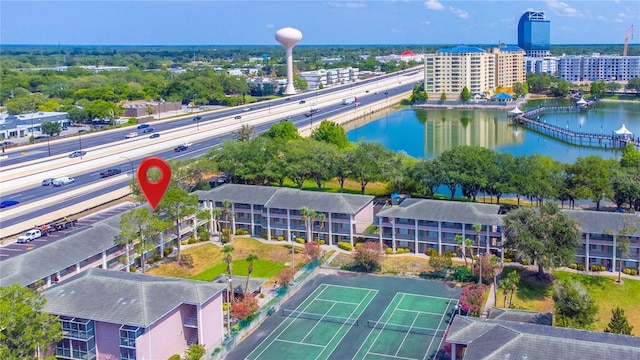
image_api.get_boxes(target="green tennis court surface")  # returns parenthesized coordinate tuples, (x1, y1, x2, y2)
(246, 284, 378, 360)
(353, 293, 457, 360)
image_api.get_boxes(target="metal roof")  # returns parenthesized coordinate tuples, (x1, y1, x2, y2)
(42, 268, 225, 328)
(376, 198, 503, 225)
(436, 46, 486, 54)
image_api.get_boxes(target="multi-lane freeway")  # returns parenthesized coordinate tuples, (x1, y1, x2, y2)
(0, 68, 424, 237)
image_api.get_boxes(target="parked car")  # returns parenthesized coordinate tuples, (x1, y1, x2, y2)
(149, 133, 160, 139)
(142, 128, 154, 133)
(234, 116, 242, 120)
(126, 132, 138, 138)
(0, 141, 15, 147)
(78, 129, 87, 133)
(69, 151, 86, 158)
(52, 177, 75, 187)
(16, 229, 42, 243)
(100, 168, 122, 178)
(42, 178, 55, 186)
(0, 200, 20, 208)
(62, 126, 68, 131)
(137, 124, 150, 129)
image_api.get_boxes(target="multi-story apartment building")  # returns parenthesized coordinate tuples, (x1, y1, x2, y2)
(557, 54, 640, 82)
(517, 11, 551, 58)
(488, 45, 526, 88)
(525, 56, 558, 75)
(298, 67, 360, 90)
(423, 46, 496, 99)
(42, 269, 225, 360)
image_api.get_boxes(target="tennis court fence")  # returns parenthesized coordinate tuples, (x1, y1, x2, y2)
(281, 309, 359, 326)
(367, 320, 446, 337)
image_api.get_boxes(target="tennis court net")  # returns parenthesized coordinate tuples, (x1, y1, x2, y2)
(367, 320, 446, 337)
(282, 309, 359, 326)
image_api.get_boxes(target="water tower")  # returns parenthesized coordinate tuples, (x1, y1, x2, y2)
(275, 27, 302, 95)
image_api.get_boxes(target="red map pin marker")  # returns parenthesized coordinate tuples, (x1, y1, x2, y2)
(137, 157, 171, 210)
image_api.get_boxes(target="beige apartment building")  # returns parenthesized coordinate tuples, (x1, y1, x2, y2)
(489, 45, 526, 88)
(424, 46, 496, 99)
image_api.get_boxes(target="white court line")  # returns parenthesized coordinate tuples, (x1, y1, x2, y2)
(396, 292, 456, 301)
(315, 298, 361, 306)
(354, 293, 406, 360)
(395, 311, 420, 357)
(273, 338, 324, 348)
(394, 308, 450, 317)
(368, 351, 419, 360)
(422, 299, 455, 360)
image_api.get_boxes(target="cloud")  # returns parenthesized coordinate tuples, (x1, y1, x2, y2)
(327, 1, 367, 8)
(420, 20, 431, 25)
(596, 15, 607, 21)
(265, 23, 274, 28)
(424, 0, 444, 11)
(544, 0, 583, 17)
(449, 7, 469, 19)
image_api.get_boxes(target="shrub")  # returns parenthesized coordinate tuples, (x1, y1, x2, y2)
(386, 247, 394, 254)
(181, 254, 194, 268)
(576, 263, 586, 271)
(590, 264, 606, 272)
(163, 248, 172, 257)
(355, 242, 363, 248)
(188, 237, 197, 244)
(419, 271, 447, 280)
(277, 236, 284, 241)
(623, 268, 638, 276)
(129, 266, 137, 272)
(260, 230, 268, 239)
(351, 242, 384, 273)
(426, 248, 438, 257)
(451, 266, 474, 282)
(314, 239, 325, 245)
(277, 268, 296, 286)
(397, 247, 411, 254)
(520, 258, 530, 266)
(258, 293, 265, 298)
(235, 228, 249, 235)
(295, 237, 305, 244)
(444, 250, 456, 258)
(569, 263, 578, 270)
(460, 284, 486, 317)
(181, 240, 189, 246)
(168, 355, 181, 360)
(337, 242, 353, 251)
(232, 294, 259, 320)
(504, 258, 513, 263)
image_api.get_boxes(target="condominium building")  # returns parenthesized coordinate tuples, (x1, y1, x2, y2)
(517, 11, 551, 58)
(525, 56, 558, 75)
(423, 46, 496, 99)
(488, 45, 526, 88)
(298, 67, 360, 90)
(557, 54, 640, 82)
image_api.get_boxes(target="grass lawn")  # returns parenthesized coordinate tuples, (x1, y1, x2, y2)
(503, 267, 640, 336)
(275, 178, 390, 196)
(191, 258, 286, 281)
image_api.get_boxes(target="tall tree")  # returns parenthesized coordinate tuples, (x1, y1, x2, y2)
(299, 206, 317, 243)
(156, 187, 198, 263)
(40, 121, 61, 137)
(503, 203, 581, 278)
(455, 234, 474, 268)
(498, 270, 520, 308)
(349, 142, 393, 194)
(352, 242, 384, 273)
(613, 215, 637, 283)
(223, 245, 235, 300)
(473, 224, 482, 283)
(310, 120, 350, 149)
(553, 280, 598, 329)
(0, 284, 63, 359)
(569, 156, 616, 210)
(119, 207, 169, 273)
(604, 307, 634, 335)
(244, 254, 259, 296)
(221, 200, 233, 243)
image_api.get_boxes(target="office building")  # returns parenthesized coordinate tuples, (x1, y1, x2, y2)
(517, 11, 551, 57)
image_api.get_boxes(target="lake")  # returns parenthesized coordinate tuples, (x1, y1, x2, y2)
(344, 100, 640, 163)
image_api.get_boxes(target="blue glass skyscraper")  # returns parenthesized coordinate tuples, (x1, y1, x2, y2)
(518, 11, 550, 57)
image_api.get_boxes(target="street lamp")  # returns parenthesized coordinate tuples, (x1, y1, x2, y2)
(290, 232, 296, 268)
(78, 130, 82, 151)
(119, 155, 135, 179)
(227, 278, 232, 336)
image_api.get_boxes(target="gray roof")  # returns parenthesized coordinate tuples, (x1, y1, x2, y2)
(488, 308, 553, 325)
(42, 268, 225, 327)
(196, 184, 374, 215)
(0, 213, 124, 287)
(563, 209, 640, 237)
(377, 198, 503, 225)
(212, 274, 267, 294)
(447, 316, 640, 360)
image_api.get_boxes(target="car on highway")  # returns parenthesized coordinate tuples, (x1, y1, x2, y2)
(174, 144, 189, 152)
(149, 133, 160, 139)
(126, 132, 138, 138)
(52, 177, 75, 187)
(142, 128, 154, 133)
(0, 200, 20, 209)
(16, 229, 42, 243)
(100, 168, 122, 178)
(299, 100, 306, 104)
(137, 124, 150, 129)
(193, 116, 202, 121)
(234, 115, 242, 120)
(1, 141, 15, 147)
(242, 107, 251, 112)
(42, 178, 55, 186)
(285, 98, 292, 102)
(69, 151, 86, 158)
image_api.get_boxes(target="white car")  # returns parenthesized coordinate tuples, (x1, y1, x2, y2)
(242, 107, 251, 112)
(183, 142, 193, 148)
(126, 132, 138, 138)
(53, 176, 75, 187)
(17, 229, 42, 243)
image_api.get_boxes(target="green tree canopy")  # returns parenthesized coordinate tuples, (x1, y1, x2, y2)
(262, 120, 301, 142)
(41, 121, 62, 137)
(553, 280, 598, 329)
(604, 307, 634, 335)
(0, 284, 63, 359)
(460, 86, 471, 101)
(310, 120, 350, 149)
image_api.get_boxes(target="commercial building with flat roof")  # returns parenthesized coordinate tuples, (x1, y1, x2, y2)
(517, 11, 550, 58)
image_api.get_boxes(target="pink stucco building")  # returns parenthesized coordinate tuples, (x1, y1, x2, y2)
(42, 268, 226, 360)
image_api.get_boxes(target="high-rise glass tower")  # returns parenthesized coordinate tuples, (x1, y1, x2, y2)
(518, 11, 550, 57)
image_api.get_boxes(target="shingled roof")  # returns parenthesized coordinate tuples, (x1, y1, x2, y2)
(377, 198, 503, 225)
(447, 316, 640, 360)
(42, 268, 225, 328)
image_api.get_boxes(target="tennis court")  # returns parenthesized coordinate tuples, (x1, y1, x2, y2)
(352, 293, 457, 360)
(246, 284, 378, 360)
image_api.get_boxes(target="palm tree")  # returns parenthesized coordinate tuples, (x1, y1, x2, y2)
(223, 245, 235, 300)
(315, 213, 326, 258)
(222, 200, 232, 243)
(245, 254, 259, 296)
(455, 234, 474, 268)
(300, 206, 317, 243)
(473, 224, 482, 283)
(212, 208, 222, 235)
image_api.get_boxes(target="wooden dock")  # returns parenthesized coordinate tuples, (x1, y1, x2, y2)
(509, 104, 640, 149)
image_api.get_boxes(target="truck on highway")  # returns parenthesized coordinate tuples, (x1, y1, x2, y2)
(342, 96, 357, 105)
(37, 218, 78, 236)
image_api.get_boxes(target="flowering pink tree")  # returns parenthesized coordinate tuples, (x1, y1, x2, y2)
(460, 284, 486, 317)
(232, 294, 259, 320)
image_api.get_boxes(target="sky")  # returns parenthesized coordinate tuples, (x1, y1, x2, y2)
(1, 0, 638, 46)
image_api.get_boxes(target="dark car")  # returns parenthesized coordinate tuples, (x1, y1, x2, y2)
(285, 98, 292, 101)
(42, 178, 55, 186)
(0, 200, 19, 209)
(137, 124, 150, 129)
(100, 168, 122, 178)
(69, 151, 87, 158)
(78, 129, 87, 133)
(142, 128, 154, 133)
(299, 100, 306, 104)
(193, 116, 202, 121)
(174, 144, 189, 152)
(234, 116, 242, 120)
(0, 141, 15, 147)
(149, 133, 160, 139)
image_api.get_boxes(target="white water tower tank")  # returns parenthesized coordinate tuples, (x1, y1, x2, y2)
(275, 27, 303, 95)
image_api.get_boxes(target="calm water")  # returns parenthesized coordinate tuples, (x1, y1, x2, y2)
(345, 100, 640, 163)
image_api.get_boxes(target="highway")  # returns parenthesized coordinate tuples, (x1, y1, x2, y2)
(0, 68, 424, 237)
